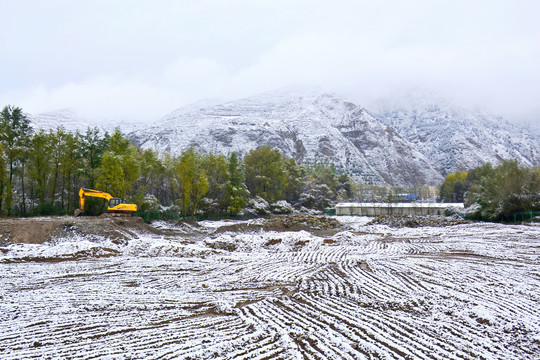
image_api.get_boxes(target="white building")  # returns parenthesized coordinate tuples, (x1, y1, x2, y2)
(335, 203, 464, 216)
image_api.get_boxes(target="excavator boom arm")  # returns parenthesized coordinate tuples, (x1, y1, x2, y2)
(79, 188, 113, 210)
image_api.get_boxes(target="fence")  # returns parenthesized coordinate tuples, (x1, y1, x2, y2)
(463, 211, 540, 224)
(512, 211, 540, 224)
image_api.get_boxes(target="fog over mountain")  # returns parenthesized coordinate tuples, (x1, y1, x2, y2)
(2, 1, 539, 127)
(369, 90, 540, 175)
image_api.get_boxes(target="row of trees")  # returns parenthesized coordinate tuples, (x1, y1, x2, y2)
(440, 160, 540, 220)
(132, 146, 359, 215)
(0, 105, 364, 216)
(0, 105, 129, 215)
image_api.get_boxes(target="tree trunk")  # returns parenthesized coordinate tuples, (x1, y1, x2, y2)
(0, 179, 4, 214)
(60, 179, 65, 212)
(50, 162, 59, 209)
(9, 161, 13, 186)
(21, 162, 26, 215)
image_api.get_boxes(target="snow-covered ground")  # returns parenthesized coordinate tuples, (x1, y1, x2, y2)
(1, 219, 539, 359)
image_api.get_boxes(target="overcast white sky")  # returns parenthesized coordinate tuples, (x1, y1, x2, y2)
(1, 0, 539, 125)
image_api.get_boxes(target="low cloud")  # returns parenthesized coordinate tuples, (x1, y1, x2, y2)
(1, 0, 539, 125)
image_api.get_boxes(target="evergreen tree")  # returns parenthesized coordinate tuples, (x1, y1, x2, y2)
(80, 127, 110, 188)
(0, 105, 32, 214)
(0, 144, 7, 214)
(225, 152, 248, 214)
(161, 152, 177, 206)
(300, 162, 340, 210)
(244, 146, 287, 203)
(283, 157, 305, 205)
(336, 173, 354, 202)
(0, 105, 32, 186)
(27, 130, 54, 213)
(175, 148, 209, 216)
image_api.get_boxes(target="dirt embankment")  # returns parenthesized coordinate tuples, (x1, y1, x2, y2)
(0, 214, 471, 245)
(0, 216, 170, 245)
(214, 214, 343, 236)
(0, 214, 343, 245)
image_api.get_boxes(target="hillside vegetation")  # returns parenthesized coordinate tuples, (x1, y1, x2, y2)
(440, 160, 540, 221)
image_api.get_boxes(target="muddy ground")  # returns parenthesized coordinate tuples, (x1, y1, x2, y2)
(0, 214, 347, 245)
(0, 213, 469, 246)
(1, 214, 539, 359)
(0, 216, 169, 245)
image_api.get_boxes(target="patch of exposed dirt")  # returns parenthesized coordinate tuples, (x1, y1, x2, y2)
(0, 216, 176, 245)
(2, 247, 122, 263)
(367, 215, 470, 228)
(204, 239, 238, 252)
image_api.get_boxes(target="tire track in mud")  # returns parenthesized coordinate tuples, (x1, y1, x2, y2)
(1, 222, 539, 359)
(402, 256, 539, 319)
(236, 227, 540, 359)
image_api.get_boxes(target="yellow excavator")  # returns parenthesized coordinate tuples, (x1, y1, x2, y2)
(74, 188, 137, 217)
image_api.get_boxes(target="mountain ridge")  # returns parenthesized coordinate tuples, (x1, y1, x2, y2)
(28, 89, 540, 187)
(369, 91, 540, 175)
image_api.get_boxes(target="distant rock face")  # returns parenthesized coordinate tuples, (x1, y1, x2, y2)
(130, 90, 443, 186)
(369, 91, 540, 175)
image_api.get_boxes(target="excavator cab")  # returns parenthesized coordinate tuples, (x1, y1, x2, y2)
(107, 197, 136, 213)
(108, 198, 122, 208)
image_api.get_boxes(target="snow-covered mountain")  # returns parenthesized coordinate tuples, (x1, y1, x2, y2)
(27, 89, 538, 187)
(130, 90, 443, 186)
(28, 109, 145, 133)
(369, 91, 540, 175)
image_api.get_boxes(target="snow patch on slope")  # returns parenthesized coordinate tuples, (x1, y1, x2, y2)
(369, 90, 540, 174)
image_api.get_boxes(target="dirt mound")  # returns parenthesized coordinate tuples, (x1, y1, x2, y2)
(367, 215, 470, 228)
(264, 214, 342, 231)
(215, 215, 343, 236)
(0, 216, 169, 245)
(0, 214, 343, 245)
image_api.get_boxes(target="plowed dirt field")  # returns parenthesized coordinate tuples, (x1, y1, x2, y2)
(1, 216, 539, 359)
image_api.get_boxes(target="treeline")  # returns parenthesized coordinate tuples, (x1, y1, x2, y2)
(440, 160, 540, 220)
(1, 105, 367, 216)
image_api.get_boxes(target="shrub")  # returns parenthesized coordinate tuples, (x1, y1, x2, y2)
(271, 200, 294, 214)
